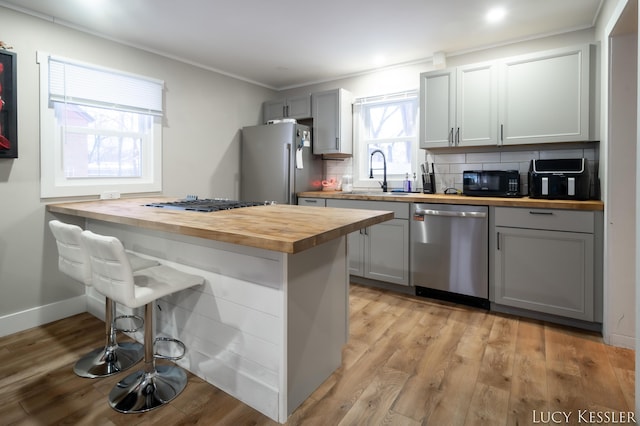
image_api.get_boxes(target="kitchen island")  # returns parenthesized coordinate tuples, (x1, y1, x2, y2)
(46, 197, 393, 423)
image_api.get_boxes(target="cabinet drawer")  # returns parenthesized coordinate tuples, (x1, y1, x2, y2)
(494, 207, 594, 233)
(326, 199, 409, 219)
(298, 197, 326, 207)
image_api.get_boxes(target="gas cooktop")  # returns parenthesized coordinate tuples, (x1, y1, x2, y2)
(144, 198, 269, 212)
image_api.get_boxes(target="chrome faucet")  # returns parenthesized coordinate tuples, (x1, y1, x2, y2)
(369, 149, 388, 192)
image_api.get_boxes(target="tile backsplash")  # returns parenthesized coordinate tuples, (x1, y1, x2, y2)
(325, 143, 600, 198)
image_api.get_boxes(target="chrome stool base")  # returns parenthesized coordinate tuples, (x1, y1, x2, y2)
(108, 364, 188, 413)
(73, 341, 144, 378)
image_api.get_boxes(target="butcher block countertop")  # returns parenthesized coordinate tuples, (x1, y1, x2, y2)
(46, 197, 394, 254)
(298, 191, 604, 211)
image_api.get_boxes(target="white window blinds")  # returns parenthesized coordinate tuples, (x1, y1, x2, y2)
(48, 55, 164, 116)
(353, 90, 418, 107)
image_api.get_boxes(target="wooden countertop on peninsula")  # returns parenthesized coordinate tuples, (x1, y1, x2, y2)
(298, 191, 604, 211)
(46, 197, 394, 254)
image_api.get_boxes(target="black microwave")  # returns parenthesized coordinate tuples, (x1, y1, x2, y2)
(463, 170, 521, 197)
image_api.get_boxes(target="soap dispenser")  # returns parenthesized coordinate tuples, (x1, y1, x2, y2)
(403, 173, 411, 192)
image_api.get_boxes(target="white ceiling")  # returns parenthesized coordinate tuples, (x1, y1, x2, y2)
(0, 0, 604, 90)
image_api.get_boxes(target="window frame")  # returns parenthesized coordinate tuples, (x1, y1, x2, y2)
(38, 52, 163, 198)
(352, 90, 420, 190)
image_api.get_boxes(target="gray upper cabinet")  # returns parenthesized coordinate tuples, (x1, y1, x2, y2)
(312, 88, 353, 156)
(498, 44, 594, 145)
(420, 62, 498, 148)
(491, 207, 596, 322)
(419, 44, 595, 148)
(263, 95, 311, 123)
(420, 69, 454, 148)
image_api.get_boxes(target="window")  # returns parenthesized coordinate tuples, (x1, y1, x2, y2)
(38, 53, 164, 198)
(353, 91, 419, 189)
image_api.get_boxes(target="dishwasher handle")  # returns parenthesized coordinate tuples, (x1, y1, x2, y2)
(414, 207, 487, 219)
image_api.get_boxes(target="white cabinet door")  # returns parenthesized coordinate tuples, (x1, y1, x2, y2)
(498, 45, 592, 145)
(457, 62, 498, 146)
(420, 69, 455, 148)
(493, 225, 594, 321)
(348, 231, 365, 277)
(365, 218, 410, 285)
(263, 99, 287, 122)
(312, 88, 353, 156)
(326, 199, 409, 286)
(286, 95, 312, 119)
(420, 63, 497, 148)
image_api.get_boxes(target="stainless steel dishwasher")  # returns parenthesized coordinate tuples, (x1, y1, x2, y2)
(411, 203, 489, 308)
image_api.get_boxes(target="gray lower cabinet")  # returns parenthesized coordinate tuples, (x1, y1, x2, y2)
(325, 199, 410, 286)
(491, 207, 597, 321)
(297, 197, 326, 207)
(347, 228, 365, 276)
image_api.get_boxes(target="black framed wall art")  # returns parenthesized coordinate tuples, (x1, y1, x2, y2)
(0, 49, 17, 159)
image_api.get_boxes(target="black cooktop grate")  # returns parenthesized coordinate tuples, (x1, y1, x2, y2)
(144, 198, 268, 212)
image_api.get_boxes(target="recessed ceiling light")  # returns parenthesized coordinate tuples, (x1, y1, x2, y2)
(486, 7, 507, 23)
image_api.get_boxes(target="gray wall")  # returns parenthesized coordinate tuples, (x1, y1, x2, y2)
(594, 0, 638, 352)
(0, 7, 275, 333)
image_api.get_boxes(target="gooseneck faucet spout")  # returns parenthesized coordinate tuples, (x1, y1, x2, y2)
(369, 149, 388, 192)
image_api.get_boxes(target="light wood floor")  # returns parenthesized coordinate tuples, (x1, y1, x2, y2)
(0, 284, 634, 425)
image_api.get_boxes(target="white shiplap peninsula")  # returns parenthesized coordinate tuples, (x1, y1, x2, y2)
(47, 198, 393, 422)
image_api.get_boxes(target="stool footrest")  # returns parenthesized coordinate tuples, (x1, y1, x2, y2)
(114, 314, 144, 333)
(154, 337, 186, 361)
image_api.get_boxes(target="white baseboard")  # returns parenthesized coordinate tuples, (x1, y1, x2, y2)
(0, 295, 87, 338)
(607, 333, 636, 350)
(86, 292, 104, 320)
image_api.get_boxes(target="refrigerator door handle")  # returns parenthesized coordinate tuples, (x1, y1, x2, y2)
(286, 143, 292, 204)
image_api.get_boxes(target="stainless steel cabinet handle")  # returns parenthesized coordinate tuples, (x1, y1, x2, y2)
(529, 211, 553, 215)
(500, 124, 504, 145)
(497, 231, 500, 250)
(414, 208, 487, 218)
(455, 127, 460, 145)
(302, 199, 318, 204)
(449, 128, 454, 146)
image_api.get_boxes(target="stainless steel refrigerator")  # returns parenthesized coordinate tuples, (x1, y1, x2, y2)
(241, 122, 323, 204)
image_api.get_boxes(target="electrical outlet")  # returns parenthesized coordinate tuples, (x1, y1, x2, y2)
(100, 191, 121, 200)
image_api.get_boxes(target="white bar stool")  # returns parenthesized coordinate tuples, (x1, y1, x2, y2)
(49, 220, 159, 378)
(80, 229, 205, 413)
